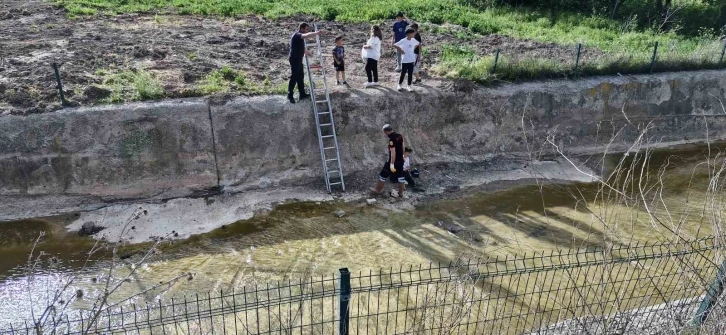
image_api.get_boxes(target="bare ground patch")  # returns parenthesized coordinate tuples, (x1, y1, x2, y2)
(0, 0, 599, 115)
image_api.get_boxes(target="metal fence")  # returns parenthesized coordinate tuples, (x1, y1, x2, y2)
(437, 39, 726, 85)
(3, 236, 725, 335)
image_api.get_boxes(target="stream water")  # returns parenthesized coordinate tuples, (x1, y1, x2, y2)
(0, 144, 723, 325)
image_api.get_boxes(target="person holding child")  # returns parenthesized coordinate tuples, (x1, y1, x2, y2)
(371, 124, 407, 198)
(392, 12, 410, 72)
(362, 25, 382, 87)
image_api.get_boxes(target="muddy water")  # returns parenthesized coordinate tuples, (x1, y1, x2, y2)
(0, 145, 722, 325)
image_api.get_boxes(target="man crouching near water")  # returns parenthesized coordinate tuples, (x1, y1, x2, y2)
(370, 124, 406, 198)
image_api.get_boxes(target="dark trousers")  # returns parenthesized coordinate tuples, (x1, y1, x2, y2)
(365, 58, 378, 83)
(288, 59, 305, 96)
(399, 62, 414, 85)
(404, 171, 416, 187)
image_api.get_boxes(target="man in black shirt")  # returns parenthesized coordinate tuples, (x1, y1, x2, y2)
(288, 22, 325, 104)
(371, 124, 407, 198)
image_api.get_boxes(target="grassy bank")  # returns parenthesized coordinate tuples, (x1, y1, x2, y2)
(55, 0, 723, 85)
(55, 0, 715, 51)
(435, 41, 724, 84)
(92, 68, 286, 103)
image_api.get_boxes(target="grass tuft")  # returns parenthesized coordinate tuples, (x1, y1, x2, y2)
(102, 70, 165, 102)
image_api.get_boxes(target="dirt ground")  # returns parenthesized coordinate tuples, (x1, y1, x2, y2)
(0, 0, 596, 116)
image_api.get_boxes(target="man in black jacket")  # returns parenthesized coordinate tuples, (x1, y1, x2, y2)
(288, 22, 325, 104)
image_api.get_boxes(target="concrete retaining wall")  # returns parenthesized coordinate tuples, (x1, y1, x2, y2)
(0, 100, 217, 199)
(1, 71, 726, 208)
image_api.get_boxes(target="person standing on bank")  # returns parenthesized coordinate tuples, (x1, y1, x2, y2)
(332, 35, 348, 85)
(394, 28, 420, 92)
(371, 124, 407, 198)
(411, 23, 423, 84)
(391, 12, 409, 72)
(362, 25, 382, 87)
(288, 22, 325, 104)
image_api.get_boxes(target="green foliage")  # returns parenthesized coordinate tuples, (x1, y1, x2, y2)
(102, 70, 165, 102)
(198, 69, 232, 94)
(53, 0, 720, 54)
(464, 0, 726, 37)
(198, 66, 249, 94)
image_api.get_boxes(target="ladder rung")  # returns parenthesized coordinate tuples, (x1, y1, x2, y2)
(326, 158, 338, 162)
(320, 123, 332, 127)
(316, 100, 329, 104)
(324, 146, 336, 150)
(329, 182, 342, 186)
(328, 170, 340, 174)
(322, 135, 335, 139)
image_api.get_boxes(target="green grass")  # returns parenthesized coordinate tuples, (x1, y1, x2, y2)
(435, 42, 725, 84)
(198, 67, 286, 95)
(54, 0, 717, 53)
(57, 0, 723, 86)
(102, 70, 165, 103)
(198, 66, 247, 94)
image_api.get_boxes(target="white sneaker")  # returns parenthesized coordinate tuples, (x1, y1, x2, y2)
(371, 82, 379, 86)
(406, 86, 413, 92)
(364, 82, 373, 88)
(390, 190, 399, 198)
(397, 84, 402, 91)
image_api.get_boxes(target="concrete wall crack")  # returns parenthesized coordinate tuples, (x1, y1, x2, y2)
(207, 102, 222, 188)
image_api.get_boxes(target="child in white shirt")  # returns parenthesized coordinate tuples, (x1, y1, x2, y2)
(403, 147, 416, 187)
(393, 28, 420, 92)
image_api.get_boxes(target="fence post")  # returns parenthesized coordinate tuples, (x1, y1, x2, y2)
(693, 259, 726, 330)
(491, 49, 500, 74)
(719, 41, 726, 68)
(338, 268, 351, 335)
(574, 43, 582, 75)
(52, 62, 69, 106)
(649, 41, 659, 73)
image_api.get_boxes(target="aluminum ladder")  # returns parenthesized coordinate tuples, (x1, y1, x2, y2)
(304, 23, 345, 193)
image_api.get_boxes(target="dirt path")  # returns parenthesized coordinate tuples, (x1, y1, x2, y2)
(0, 0, 595, 115)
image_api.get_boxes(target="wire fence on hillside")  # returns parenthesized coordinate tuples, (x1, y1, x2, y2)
(437, 39, 726, 84)
(2, 237, 725, 335)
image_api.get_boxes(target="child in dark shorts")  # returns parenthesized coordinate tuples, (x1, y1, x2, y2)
(333, 35, 348, 85)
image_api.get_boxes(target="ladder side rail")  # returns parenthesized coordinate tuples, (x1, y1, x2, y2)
(304, 40, 332, 192)
(314, 24, 345, 191)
